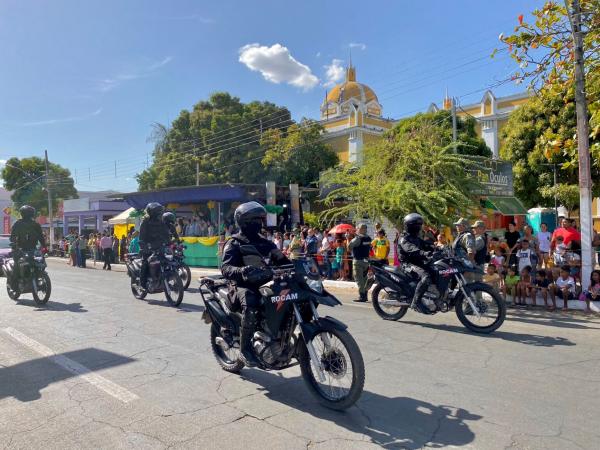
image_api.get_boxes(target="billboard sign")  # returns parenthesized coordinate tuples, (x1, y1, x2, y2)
(469, 158, 514, 197)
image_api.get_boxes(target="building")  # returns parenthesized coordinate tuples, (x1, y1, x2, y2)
(319, 63, 394, 164)
(62, 190, 126, 235)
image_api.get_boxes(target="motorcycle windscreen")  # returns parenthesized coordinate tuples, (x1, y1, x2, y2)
(260, 284, 296, 335)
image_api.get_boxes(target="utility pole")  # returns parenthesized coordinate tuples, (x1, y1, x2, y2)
(553, 164, 559, 229)
(195, 147, 200, 186)
(44, 150, 54, 248)
(566, 0, 593, 283)
(451, 97, 458, 152)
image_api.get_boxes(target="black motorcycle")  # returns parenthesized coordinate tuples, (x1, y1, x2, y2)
(3, 251, 52, 305)
(199, 249, 365, 411)
(126, 247, 184, 306)
(370, 250, 505, 334)
(168, 243, 191, 290)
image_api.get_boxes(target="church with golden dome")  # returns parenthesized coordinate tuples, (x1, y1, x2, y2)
(319, 63, 394, 164)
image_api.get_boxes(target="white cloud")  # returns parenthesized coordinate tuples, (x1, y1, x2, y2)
(17, 108, 102, 127)
(97, 56, 173, 92)
(349, 42, 367, 51)
(238, 43, 319, 91)
(323, 59, 345, 87)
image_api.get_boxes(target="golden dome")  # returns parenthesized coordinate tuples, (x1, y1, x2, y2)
(326, 65, 378, 105)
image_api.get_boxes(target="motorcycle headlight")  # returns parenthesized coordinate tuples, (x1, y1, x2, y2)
(305, 277, 323, 294)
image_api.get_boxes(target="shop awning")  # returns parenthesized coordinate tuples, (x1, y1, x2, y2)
(483, 196, 528, 215)
(108, 207, 136, 225)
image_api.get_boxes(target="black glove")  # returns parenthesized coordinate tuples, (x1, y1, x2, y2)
(242, 266, 273, 285)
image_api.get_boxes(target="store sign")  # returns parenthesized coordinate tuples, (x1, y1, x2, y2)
(3, 215, 10, 234)
(470, 159, 514, 197)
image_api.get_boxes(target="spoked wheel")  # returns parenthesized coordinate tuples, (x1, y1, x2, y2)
(32, 272, 51, 305)
(210, 324, 244, 373)
(178, 264, 192, 290)
(371, 284, 409, 321)
(164, 272, 184, 306)
(130, 277, 147, 300)
(456, 282, 506, 334)
(298, 326, 365, 410)
(6, 279, 20, 300)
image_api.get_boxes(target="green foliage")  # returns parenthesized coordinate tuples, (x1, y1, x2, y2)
(137, 92, 294, 190)
(1, 157, 77, 216)
(320, 112, 485, 227)
(261, 119, 339, 186)
(539, 183, 580, 214)
(302, 212, 322, 229)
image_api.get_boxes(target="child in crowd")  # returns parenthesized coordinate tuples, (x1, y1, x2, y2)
(552, 236, 567, 266)
(531, 269, 551, 310)
(335, 239, 346, 281)
(516, 266, 533, 307)
(551, 265, 576, 311)
(490, 246, 507, 272)
(581, 270, 600, 314)
(483, 264, 501, 291)
(503, 266, 520, 304)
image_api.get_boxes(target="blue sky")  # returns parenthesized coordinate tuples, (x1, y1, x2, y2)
(0, 0, 541, 192)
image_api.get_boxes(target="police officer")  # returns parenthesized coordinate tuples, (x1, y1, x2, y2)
(221, 201, 289, 367)
(398, 213, 435, 310)
(162, 211, 180, 243)
(452, 218, 476, 261)
(472, 220, 488, 279)
(9, 205, 45, 280)
(348, 223, 372, 302)
(139, 202, 170, 289)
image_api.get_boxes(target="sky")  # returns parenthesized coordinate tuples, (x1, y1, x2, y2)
(0, 0, 543, 193)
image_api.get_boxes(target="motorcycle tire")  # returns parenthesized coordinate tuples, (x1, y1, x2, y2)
(210, 324, 244, 374)
(371, 284, 409, 321)
(130, 278, 147, 300)
(32, 272, 51, 305)
(298, 324, 365, 411)
(178, 263, 192, 290)
(455, 282, 506, 334)
(164, 272, 184, 306)
(6, 280, 20, 300)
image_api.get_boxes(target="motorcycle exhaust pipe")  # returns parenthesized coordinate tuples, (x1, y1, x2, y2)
(206, 299, 235, 330)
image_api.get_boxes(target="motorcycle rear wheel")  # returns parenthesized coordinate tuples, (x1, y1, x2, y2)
(298, 325, 365, 411)
(32, 272, 51, 305)
(371, 284, 409, 321)
(164, 272, 184, 306)
(210, 324, 244, 373)
(455, 282, 506, 334)
(6, 280, 20, 300)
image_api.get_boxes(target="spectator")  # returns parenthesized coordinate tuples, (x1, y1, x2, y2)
(77, 235, 87, 268)
(304, 228, 319, 260)
(371, 229, 390, 262)
(503, 266, 520, 304)
(435, 233, 448, 251)
(504, 222, 521, 256)
(522, 225, 538, 254)
(552, 236, 568, 267)
(111, 234, 119, 263)
(490, 246, 507, 272)
(489, 236, 510, 257)
(288, 233, 304, 260)
(119, 236, 128, 262)
(176, 218, 184, 236)
(208, 222, 215, 237)
(334, 239, 347, 280)
(282, 232, 291, 254)
(100, 233, 113, 270)
(472, 220, 488, 275)
(531, 269, 552, 310)
(58, 237, 66, 258)
(551, 265, 576, 311)
(348, 223, 372, 302)
(581, 270, 600, 314)
(73, 234, 81, 268)
(516, 266, 533, 307)
(273, 232, 283, 250)
(393, 230, 400, 266)
(483, 264, 501, 291)
(319, 232, 333, 279)
(593, 230, 600, 266)
(515, 239, 538, 274)
(129, 231, 140, 253)
(551, 218, 581, 249)
(536, 222, 552, 268)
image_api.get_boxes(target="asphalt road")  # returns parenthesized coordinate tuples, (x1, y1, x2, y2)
(0, 260, 599, 449)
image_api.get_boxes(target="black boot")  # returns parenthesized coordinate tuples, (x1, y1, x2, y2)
(411, 277, 431, 311)
(239, 308, 260, 368)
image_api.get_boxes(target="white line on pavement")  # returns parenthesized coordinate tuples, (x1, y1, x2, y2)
(2, 327, 139, 403)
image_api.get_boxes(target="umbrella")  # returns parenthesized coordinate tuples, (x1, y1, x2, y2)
(328, 223, 355, 235)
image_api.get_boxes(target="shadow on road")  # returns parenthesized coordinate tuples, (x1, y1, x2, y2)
(0, 348, 135, 402)
(144, 298, 205, 313)
(241, 370, 481, 448)
(14, 299, 88, 313)
(505, 311, 600, 330)
(401, 321, 576, 347)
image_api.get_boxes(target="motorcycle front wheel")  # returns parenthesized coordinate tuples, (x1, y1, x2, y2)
(32, 272, 51, 305)
(178, 263, 192, 290)
(210, 324, 244, 373)
(6, 279, 20, 300)
(164, 272, 184, 306)
(371, 284, 409, 321)
(298, 325, 365, 411)
(455, 282, 506, 334)
(130, 277, 147, 300)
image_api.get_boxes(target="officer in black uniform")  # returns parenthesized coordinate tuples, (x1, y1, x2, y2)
(139, 202, 170, 289)
(221, 201, 289, 367)
(398, 213, 435, 310)
(162, 211, 180, 243)
(9, 205, 45, 280)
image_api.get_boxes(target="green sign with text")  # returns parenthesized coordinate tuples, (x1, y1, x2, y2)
(470, 159, 514, 197)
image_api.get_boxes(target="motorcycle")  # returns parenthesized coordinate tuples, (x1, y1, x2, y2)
(2, 251, 52, 305)
(126, 247, 184, 306)
(168, 243, 191, 290)
(198, 248, 365, 411)
(369, 250, 506, 334)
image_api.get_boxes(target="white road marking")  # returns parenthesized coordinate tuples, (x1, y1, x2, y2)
(2, 327, 139, 403)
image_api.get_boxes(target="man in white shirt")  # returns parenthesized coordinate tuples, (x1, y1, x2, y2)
(551, 265, 576, 311)
(536, 222, 552, 268)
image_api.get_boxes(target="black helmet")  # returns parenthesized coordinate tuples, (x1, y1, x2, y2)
(234, 201, 266, 236)
(403, 213, 424, 236)
(162, 211, 176, 224)
(145, 202, 164, 219)
(19, 205, 36, 220)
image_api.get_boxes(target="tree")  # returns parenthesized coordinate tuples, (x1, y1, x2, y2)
(1, 157, 77, 216)
(320, 112, 486, 227)
(137, 92, 293, 190)
(261, 119, 339, 186)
